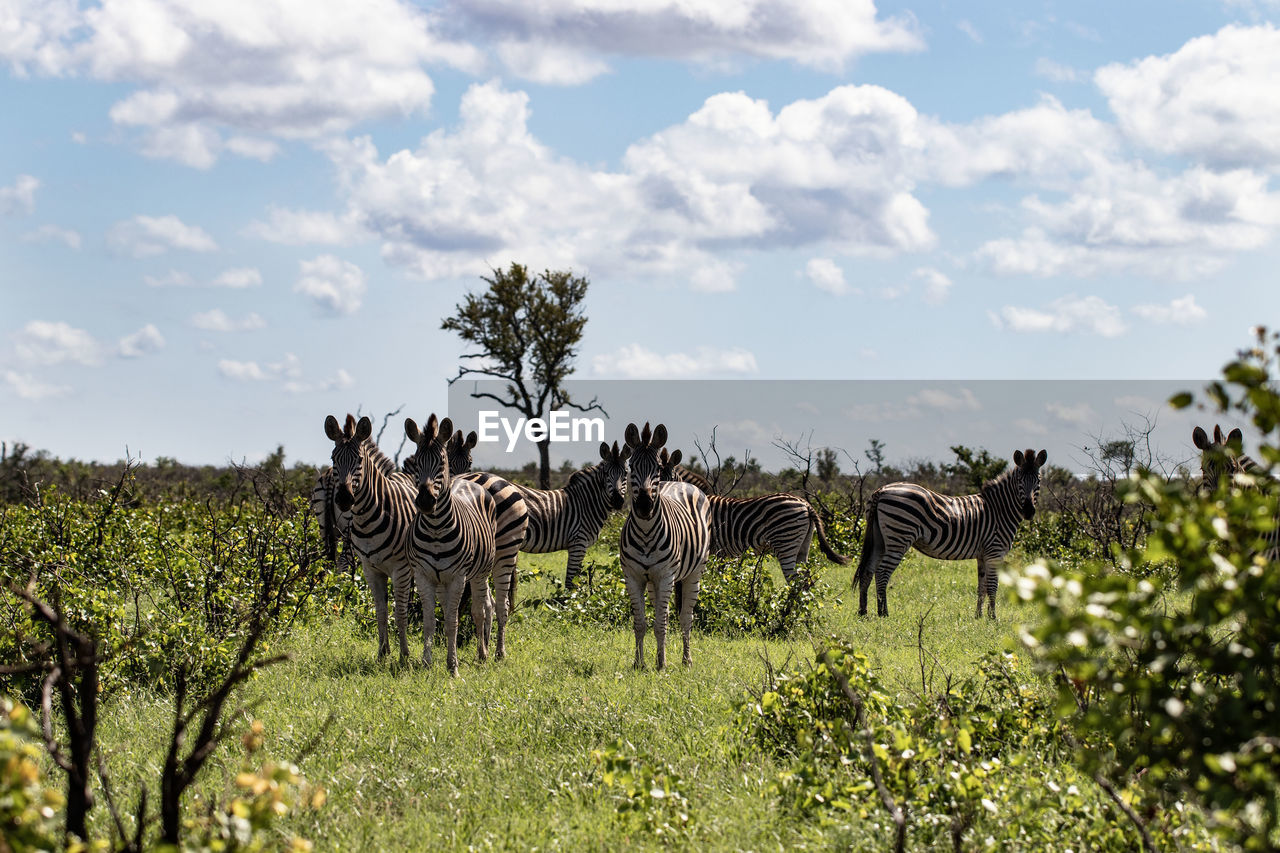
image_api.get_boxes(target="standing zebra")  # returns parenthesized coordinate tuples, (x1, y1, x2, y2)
(658, 448, 850, 582)
(323, 414, 418, 659)
(310, 467, 356, 577)
(404, 415, 499, 674)
(510, 441, 631, 590)
(621, 423, 711, 670)
(403, 428, 477, 480)
(658, 450, 715, 493)
(856, 448, 1047, 619)
(1192, 425, 1279, 561)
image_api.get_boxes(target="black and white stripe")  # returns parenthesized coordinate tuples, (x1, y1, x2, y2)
(621, 423, 711, 670)
(855, 448, 1047, 619)
(310, 467, 355, 576)
(510, 441, 630, 590)
(1193, 425, 1279, 561)
(404, 415, 499, 675)
(659, 448, 850, 581)
(402, 428, 477, 482)
(324, 414, 419, 659)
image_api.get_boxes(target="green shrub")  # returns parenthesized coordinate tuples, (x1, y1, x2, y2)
(0, 697, 62, 852)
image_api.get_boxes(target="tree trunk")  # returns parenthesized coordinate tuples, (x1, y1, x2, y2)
(538, 438, 551, 489)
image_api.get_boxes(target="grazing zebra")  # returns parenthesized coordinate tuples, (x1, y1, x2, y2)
(856, 448, 1048, 619)
(323, 414, 418, 659)
(1192, 425, 1279, 561)
(658, 448, 850, 582)
(510, 441, 631, 590)
(404, 414, 499, 674)
(621, 423, 711, 670)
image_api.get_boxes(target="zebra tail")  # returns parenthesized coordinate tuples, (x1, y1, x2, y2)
(509, 566, 519, 616)
(853, 495, 880, 590)
(807, 504, 851, 565)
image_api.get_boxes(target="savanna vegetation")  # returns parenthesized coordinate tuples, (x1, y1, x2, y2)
(3, 328, 1279, 851)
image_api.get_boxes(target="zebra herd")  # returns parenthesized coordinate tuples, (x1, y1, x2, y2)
(312, 412, 1274, 673)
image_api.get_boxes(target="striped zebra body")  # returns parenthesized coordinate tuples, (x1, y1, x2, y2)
(1193, 425, 1279, 562)
(310, 467, 355, 576)
(509, 441, 630, 590)
(855, 448, 1047, 619)
(659, 449, 849, 581)
(621, 424, 711, 670)
(455, 471, 529, 616)
(405, 415, 500, 675)
(324, 414, 419, 660)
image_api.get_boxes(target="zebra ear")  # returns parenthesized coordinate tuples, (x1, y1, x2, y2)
(466, 431, 478, 450)
(1213, 424, 1225, 444)
(669, 448, 682, 466)
(1192, 426, 1210, 450)
(1226, 428, 1244, 451)
(625, 423, 641, 448)
(324, 415, 343, 442)
(439, 417, 454, 442)
(652, 423, 667, 448)
(355, 417, 373, 442)
(1013, 450, 1025, 467)
(405, 417, 421, 444)
(600, 441, 611, 461)
(1035, 449, 1047, 468)
(619, 445, 632, 462)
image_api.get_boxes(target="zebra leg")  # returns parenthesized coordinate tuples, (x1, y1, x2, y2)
(679, 575, 701, 667)
(492, 561, 511, 662)
(625, 572, 648, 669)
(421, 581, 437, 668)
(444, 576, 467, 676)
(653, 574, 675, 672)
(564, 540, 588, 593)
(365, 564, 390, 659)
(975, 557, 987, 620)
(875, 547, 909, 618)
(469, 576, 491, 663)
(984, 554, 1002, 620)
(391, 565, 414, 662)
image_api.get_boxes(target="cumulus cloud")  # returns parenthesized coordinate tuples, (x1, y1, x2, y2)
(212, 267, 262, 288)
(454, 0, 922, 82)
(0, 174, 38, 215)
(3, 370, 70, 400)
(218, 353, 353, 393)
(21, 224, 81, 248)
(117, 324, 165, 357)
(804, 258, 849, 295)
(192, 309, 266, 332)
(295, 255, 366, 315)
(107, 214, 217, 257)
(14, 320, 103, 366)
(1096, 24, 1280, 169)
(914, 266, 951, 304)
(591, 344, 759, 378)
(1131, 294, 1208, 326)
(245, 207, 357, 245)
(990, 295, 1127, 337)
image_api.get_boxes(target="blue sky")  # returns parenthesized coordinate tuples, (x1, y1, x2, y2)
(2, 1, 1278, 467)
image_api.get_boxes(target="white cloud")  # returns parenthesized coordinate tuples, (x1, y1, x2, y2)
(1046, 401, 1098, 426)
(592, 343, 758, 378)
(192, 309, 266, 332)
(1131, 294, 1208, 326)
(956, 20, 982, 44)
(218, 353, 352, 393)
(144, 270, 197, 288)
(295, 255, 366, 315)
(804, 258, 848, 295)
(910, 387, 979, 411)
(0, 0, 79, 76)
(21, 224, 81, 248)
(117, 323, 165, 357)
(1014, 417, 1049, 436)
(3, 370, 70, 400)
(1096, 24, 1280, 169)
(1034, 57, 1082, 82)
(245, 206, 356, 245)
(990, 294, 1127, 337)
(914, 266, 951, 304)
(14, 320, 103, 366)
(0, 174, 38, 215)
(212, 267, 262, 288)
(456, 0, 922, 81)
(107, 214, 218, 257)
(495, 39, 611, 85)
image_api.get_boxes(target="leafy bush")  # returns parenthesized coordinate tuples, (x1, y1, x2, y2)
(0, 697, 62, 852)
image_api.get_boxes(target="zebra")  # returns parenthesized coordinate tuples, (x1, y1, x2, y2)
(658, 448, 850, 582)
(309, 467, 356, 576)
(402, 428, 477, 481)
(621, 423, 711, 670)
(404, 414, 499, 674)
(509, 441, 631, 591)
(855, 448, 1048, 619)
(658, 450, 715, 493)
(323, 414, 419, 659)
(1192, 424, 1279, 561)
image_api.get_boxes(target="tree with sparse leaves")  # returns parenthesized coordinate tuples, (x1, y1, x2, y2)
(442, 263, 603, 488)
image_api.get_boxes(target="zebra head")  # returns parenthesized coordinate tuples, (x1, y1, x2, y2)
(598, 440, 632, 510)
(405, 414, 454, 513)
(324, 413, 373, 513)
(448, 429, 478, 475)
(1192, 424, 1245, 495)
(624, 422, 668, 519)
(658, 448, 681, 482)
(1010, 448, 1048, 519)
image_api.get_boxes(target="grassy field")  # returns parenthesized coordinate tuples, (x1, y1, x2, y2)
(85, 546, 1050, 851)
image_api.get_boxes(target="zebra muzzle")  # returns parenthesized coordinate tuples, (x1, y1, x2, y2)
(415, 486, 437, 513)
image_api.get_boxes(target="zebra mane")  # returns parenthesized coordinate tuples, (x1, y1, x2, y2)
(566, 464, 599, 491)
(361, 439, 399, 478)
(979, 465, 1018, 497)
